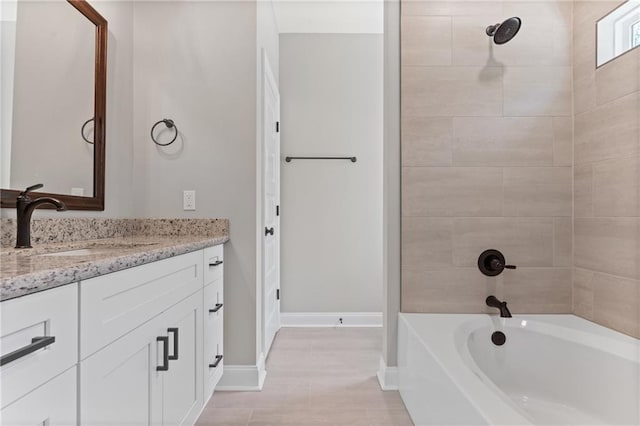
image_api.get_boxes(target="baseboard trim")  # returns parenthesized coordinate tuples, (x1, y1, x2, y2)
(280, 312, 383, 327)
(377, 356, 398, 390)
(216, 353, 267, 391)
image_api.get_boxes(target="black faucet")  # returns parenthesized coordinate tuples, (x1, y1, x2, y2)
(486, 295, 512, 318)
(15, 184, 67, 248)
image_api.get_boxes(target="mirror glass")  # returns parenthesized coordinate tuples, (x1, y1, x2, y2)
(597, 0, 640, 67)
(1, 0, 95, 197)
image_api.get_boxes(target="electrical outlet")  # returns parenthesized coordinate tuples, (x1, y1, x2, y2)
(183, 190, 196, 211)
(71, 187, 84, 196)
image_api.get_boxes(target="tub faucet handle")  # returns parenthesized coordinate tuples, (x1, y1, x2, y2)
(479, 249, 516, 276)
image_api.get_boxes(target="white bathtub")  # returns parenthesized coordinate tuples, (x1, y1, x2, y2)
(398, 313, 640, 426)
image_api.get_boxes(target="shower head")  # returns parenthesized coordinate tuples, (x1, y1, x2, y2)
(486, 17, 521, 44)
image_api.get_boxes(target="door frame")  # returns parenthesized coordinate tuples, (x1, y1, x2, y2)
(260, 49, 281, 358)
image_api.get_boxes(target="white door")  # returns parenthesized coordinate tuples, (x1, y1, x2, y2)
(262, 50, 281, 357)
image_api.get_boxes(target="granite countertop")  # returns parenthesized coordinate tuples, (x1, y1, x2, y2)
(1, 234, 228, 302)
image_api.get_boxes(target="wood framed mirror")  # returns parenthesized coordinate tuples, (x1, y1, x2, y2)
(0, 0, 107, 210)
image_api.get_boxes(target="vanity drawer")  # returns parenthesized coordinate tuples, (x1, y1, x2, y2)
(204, 280, 224, 397)
(203, 245, 224, 285)
(0, 284, 78, 408)
(80, 250, 203, 360)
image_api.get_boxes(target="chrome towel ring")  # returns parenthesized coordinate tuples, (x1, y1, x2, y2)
(151, 119, 178, 146)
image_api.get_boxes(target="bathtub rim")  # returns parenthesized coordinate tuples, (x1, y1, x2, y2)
(398, 313, 640, 426)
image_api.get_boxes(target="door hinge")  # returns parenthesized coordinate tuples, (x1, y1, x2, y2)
(276, 121, 280, 133)
(276, 289, 280, 300)
(276, 205, 280, 216)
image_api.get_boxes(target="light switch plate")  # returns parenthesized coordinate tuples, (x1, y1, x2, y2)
(183, 190, 196, 211)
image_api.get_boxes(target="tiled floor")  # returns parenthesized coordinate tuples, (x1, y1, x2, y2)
(196, 327, 413, 425)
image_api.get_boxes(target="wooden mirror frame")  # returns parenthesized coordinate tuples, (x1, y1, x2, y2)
(0, 0, 107, 211)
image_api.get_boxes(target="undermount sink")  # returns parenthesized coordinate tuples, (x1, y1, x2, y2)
(39, 242, 159, 257)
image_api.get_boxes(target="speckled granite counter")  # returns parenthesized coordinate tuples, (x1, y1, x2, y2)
(0, 218, 229, 301)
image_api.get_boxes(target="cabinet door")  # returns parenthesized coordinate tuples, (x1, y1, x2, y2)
(0, 367, 76, 426)
(162, 291, 203, 426)
(80, 315, 163, 426)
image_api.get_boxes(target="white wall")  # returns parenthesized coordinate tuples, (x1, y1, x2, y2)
(131, 1, 260, 366)
(279, 33, 383, 313)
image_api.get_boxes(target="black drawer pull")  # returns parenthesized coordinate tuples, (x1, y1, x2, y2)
(0, 336, 56, 367)
(209, 303, 223, 313)
(209, 354, 223, 369)
(209, 260, 223, 267)
(265, 227, 274, 236)
(167, 328, 179, 361)
(157, 336, 169, 371)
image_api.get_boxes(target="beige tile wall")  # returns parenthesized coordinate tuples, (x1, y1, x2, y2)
(401, 0, 574, 314)
(572, 1, 640, 338)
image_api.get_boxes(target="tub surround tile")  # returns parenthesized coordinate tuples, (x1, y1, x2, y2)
(573, 268, 595, 321)
(553, 218, 572, 267)
(574, 218, 639, 280)
(402, 66, 503, 117)
(399, 0, 572, 322)
(503, 66, 572, 117)
(452, 218, 554, 268)
(574, 164, 593, 218)
(452, 117, 554, 166)
(503, 268, 572, 313)
(596, 49, 640, 106)
(592, 157, 640, 217)
(451, 16, 504, 66)
(592, 273, 640, 338)
(401, 117, 453, 166)
(402, 16, 452, 66)
(401, 0, 503, 17)
(402, 167, 503, 217)
(553, 117, 573, 166)
(503, 167, 572, 217)
(401, 217, 453, 269)
(0, 218, 229, 301)
(574, 93, 639, 165)
(402, 268, 491, 313)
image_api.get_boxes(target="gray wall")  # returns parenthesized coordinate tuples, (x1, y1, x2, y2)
(279, 34, 383, 313)
(131, 1, 260, 365)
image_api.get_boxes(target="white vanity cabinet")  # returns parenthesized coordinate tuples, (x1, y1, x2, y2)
(0, 243, 225, 426)
(0, 284, 78, 425)
(203, 245, 225, 398)
(81, 291, 203, 426)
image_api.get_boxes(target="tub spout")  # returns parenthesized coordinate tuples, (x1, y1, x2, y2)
(486, 295, 512, 318)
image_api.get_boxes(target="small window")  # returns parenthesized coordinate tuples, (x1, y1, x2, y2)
(597, 0, 640, 66)
(632, 20, 640, 48)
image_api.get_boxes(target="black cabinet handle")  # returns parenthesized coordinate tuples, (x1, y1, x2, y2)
(209, 354, 223, 368)
(209, 260, 223, 267)
(0, 336, 56, 367)
(157, 336, 169, 371)
(209, 303, 223, 313)
(167, 328, 179, 361)
(265, 227, 274, 236)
